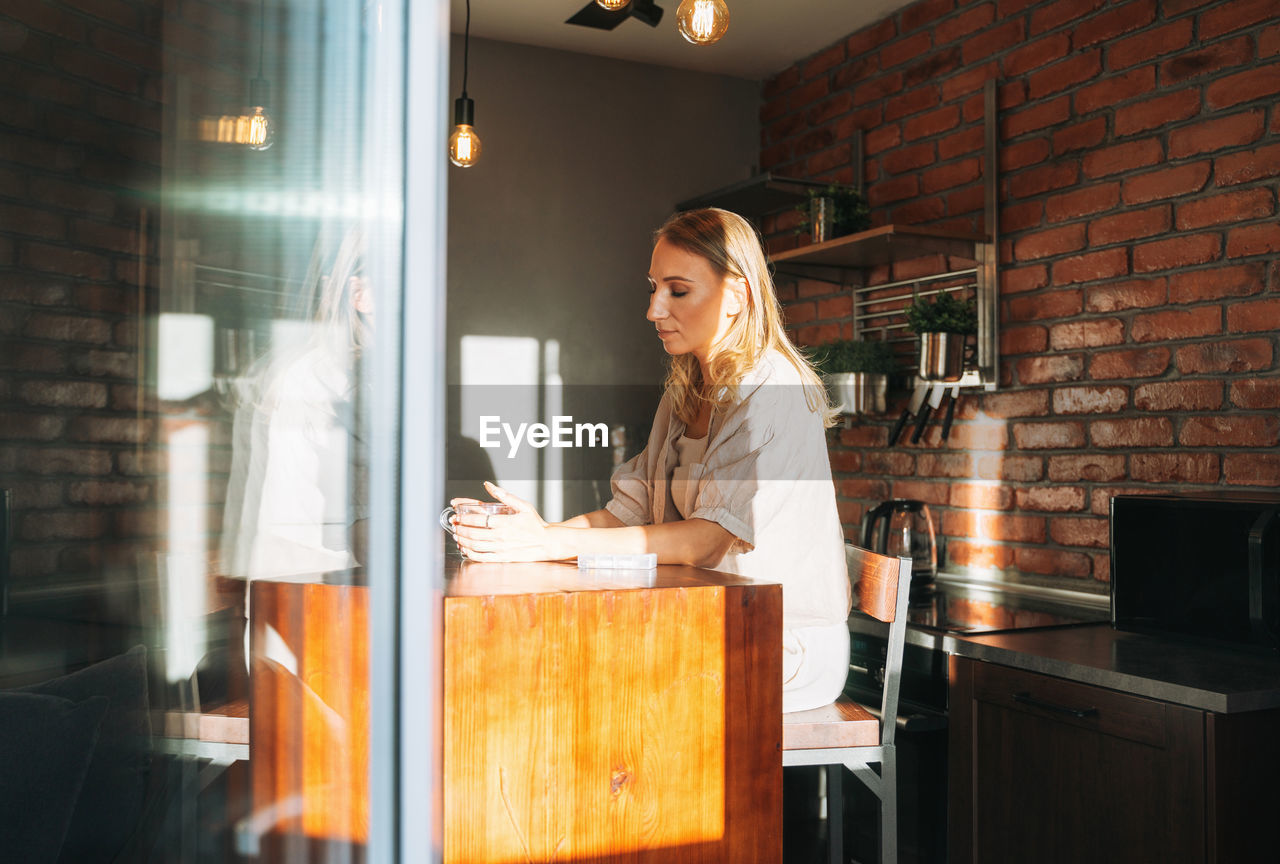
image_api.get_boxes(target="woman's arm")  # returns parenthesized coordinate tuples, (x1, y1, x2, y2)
(459, 518, 734, 568)
(452, 483, 735, 568)
(549, 519, 734, 568)
(552, 509, 624, 529)
(455, 504, 622, 529)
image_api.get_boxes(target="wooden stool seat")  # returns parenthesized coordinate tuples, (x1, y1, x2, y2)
(158, 697, 250, 745)
(783, 698, 879, 750)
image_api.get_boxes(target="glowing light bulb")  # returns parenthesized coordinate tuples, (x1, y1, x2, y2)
(595, 0, 631, 9)
(449, 125, 481, 167)
(448, 96, 481, 167)
(245, 105, 273, 150)
(242, 77, 274, 151)
(676, 0, 729, 45)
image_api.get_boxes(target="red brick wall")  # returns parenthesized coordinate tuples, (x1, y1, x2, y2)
(761, 0, 1280, 586)
(0, 0, 249, 605)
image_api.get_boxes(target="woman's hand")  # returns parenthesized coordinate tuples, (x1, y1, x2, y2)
(452, 482, 566, 562)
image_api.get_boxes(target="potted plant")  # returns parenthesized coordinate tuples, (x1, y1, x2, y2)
(903, 293, 977, 381)
(794, 184, 870, 244)
(808, 338, 896, 415)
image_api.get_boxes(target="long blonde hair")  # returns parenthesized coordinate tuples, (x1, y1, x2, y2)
(654, 208, 836, 427)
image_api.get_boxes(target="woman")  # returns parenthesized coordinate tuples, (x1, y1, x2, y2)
(221, 227, 372, 580)
(452, 208, 851, 712)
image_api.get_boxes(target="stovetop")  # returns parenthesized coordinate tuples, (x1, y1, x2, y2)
(903, 576, 1111, 635)
(846, 575, 1111, 715)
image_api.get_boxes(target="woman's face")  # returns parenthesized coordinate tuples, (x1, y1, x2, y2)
(646, 237, 743, 364)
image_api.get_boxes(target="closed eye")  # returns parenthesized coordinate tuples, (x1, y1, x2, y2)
(647, 283, 689, 297)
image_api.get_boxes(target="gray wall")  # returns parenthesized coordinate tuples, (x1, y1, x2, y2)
(446, 36, 758, 516)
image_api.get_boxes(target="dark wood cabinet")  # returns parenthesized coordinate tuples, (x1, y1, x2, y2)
(949, 656, 1280, 864)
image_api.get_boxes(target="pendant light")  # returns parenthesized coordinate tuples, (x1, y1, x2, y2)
(448, 0, 481, 168)
(244, 0, 273, 150)
(676, 0, 729, 45)
(595, 0, 632, 9)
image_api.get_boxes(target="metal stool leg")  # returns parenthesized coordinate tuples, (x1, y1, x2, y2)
(880, 749, 897, 864)
(828, 764, 843, 864)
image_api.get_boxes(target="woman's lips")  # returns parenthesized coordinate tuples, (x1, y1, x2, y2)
(656, 329, 676, 340)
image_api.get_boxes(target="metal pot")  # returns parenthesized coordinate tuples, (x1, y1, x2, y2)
(917, 332, 966, 381)
(824, 372, 888, 415)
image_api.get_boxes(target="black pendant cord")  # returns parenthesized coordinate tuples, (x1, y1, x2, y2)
(257, 0, 265, 79)
(461, 0, 470, 99)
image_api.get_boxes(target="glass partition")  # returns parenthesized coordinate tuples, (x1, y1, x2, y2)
(0, 0, 443, 860)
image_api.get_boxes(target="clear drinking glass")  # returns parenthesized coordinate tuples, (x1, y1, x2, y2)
(439, 502, 517, 535)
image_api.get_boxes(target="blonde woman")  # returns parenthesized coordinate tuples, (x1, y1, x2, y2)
(452, 208, 852, 712)
(221, 227, 371, 581)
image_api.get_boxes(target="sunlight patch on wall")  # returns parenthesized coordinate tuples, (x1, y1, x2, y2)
(157, 313, 214, 401)
(460, 335, 539, 506)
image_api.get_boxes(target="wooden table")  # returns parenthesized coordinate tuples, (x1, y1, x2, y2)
(443, 559, 783, 863)
(249, 559, 784, 862)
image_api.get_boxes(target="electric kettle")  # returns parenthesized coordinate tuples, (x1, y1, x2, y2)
(860, 499, 937, 589)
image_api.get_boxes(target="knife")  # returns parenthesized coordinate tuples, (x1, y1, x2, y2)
(940, 384, 961, 442)
(911, 382, 944, 445)
(890, 380, 928, 447)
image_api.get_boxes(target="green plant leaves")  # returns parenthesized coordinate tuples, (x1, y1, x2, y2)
(794, 185, 871, 237)
(903, 293, 977, 334)
(806, 338, 897, 375)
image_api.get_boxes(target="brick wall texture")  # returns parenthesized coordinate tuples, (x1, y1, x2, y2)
(1, 0, 248, 601)
(762, 0, 1280, 586)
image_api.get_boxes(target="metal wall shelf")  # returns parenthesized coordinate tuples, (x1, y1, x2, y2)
(772, 224, 997, 389)
(772, 224, 988, 269)
(767, 80, 1002, 391)
(675, 173, 847, 216)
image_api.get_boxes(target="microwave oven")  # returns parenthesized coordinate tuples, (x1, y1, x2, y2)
(1110, 492, 1280, 654)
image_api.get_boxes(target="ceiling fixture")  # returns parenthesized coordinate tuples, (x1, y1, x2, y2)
(566, 0, 663, 31)
(244, 0, 273, 150)
(448, 0, 481, 167)
(676, 0, 729, 45)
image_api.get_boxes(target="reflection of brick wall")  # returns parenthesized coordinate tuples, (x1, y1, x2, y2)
(761, 0, 1280, 587)
(1, 0, 162, 598)
(0, 0, 246, 602)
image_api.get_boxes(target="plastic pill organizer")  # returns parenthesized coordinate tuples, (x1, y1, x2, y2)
(577, 553, 657, 570)
(577, 553, 657, 586)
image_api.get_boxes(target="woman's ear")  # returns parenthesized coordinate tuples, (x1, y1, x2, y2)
(351, 276, 373, 315)
(725, 277, 749, 316)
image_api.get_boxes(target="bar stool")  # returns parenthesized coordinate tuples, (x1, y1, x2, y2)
(782, 543, 912, 864)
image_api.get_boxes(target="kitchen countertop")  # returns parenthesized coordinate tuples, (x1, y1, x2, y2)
(847, 572, 1280, 714)
(908, 621, 1280, 714)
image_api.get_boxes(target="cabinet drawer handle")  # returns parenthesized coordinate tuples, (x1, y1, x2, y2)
(1012, 691, 1099, 719)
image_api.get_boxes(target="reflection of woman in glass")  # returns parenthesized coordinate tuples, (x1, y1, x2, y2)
(220, 228, 370, 580)
(452, 208, 851, 711)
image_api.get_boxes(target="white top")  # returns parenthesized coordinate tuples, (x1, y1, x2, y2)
(220, 339, 363, 579)
(606, 350, 851, 627)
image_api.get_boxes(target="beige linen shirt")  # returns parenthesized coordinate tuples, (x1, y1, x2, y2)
(606, 350, 852, 628)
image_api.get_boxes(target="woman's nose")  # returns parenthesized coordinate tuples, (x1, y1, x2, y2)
(646, 292, 665, 321)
